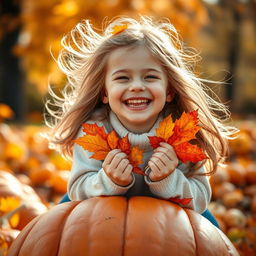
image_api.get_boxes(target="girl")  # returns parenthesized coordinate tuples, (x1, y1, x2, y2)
(45, 16, 236, 217)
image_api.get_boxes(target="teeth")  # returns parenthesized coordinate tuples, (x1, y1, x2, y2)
(126, 99, 149, 104)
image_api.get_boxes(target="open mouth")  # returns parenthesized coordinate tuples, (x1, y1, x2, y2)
(123, 98, 152, 109)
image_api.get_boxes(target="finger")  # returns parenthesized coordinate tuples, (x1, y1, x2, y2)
(148, 160, 160, 173)
(150, 156, 166, 170)
(117, 158, 130, 173)
(123, 164, 133, 178)
(104, 149, 121, 166)
(151, 152, 169, 166)
(155, 145, 177, 160)
(148, 161, 161, 181)
(110, 152, 128, 169)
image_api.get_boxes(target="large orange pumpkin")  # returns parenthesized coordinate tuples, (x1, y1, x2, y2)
(0, 171, 48, 230)
(8, 196, 239, 256)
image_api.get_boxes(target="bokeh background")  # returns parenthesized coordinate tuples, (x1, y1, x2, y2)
(0, 1, 256, 255)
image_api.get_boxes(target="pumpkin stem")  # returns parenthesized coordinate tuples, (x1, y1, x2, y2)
(0, 204, 26, 228)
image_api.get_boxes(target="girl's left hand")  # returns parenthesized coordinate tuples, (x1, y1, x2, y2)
(148, 142, 179, 182)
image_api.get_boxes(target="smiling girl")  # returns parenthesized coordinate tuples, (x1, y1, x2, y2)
(45, 17, 236, 216)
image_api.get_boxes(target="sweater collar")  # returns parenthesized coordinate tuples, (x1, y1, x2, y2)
(109, 111, 163, 151)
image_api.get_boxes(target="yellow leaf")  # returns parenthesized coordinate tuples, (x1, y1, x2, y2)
(111, 24, 128, 35)
(156, 115, 175, 141)
(0, 197, 21, 228)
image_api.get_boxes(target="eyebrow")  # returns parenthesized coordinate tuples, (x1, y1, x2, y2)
(111, 68, 162, 76)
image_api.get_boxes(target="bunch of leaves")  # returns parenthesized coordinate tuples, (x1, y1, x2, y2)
(148, 110, 207, 164)
(74, 123, 145, 175)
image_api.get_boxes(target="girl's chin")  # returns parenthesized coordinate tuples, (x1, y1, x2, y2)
(119, 115, 158, 132)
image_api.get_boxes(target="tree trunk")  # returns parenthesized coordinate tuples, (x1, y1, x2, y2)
(0, 0, 25, 122)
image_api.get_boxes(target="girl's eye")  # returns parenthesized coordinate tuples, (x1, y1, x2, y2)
(115, 76, 129, 81)
(145, 75, 159, 80)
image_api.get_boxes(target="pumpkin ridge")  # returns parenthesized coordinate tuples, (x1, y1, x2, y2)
(55, 201, 82, 256)
(183, 208, 198, 255)
(121, 197, 129, 256)
(214, 228, 240, 256)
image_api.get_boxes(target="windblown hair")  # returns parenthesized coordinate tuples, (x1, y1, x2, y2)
(45, 16, 237, 176)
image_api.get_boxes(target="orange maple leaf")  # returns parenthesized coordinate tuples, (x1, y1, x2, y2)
(107, 130, 119, 150)
(118, 135, 131, 155)
(168, 111, 200, 146)
(128, 146, 146, 175)
(82, 123, 107, 139)
(148, 110, 207, 163)
(75, 124, 145, 175)
(174, 142, 207, 163)
(74, 134, 110, 160)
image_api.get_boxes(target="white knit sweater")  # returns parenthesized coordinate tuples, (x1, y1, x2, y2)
(68, 109, 211, 213)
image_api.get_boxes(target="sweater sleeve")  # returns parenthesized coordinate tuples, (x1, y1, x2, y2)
(68, 129, 134, 201)
(144, 163, 211, 213)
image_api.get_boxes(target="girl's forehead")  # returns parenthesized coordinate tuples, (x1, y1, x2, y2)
(106, 45, 163, 71)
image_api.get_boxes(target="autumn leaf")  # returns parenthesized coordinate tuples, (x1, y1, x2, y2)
(118, 135, 131, 155)
(0, 197, 21, 228)
(107, 130, 119, 150)
(75, 123, 144, 175)
(74, 134, 110, 160)
(167, 111, 200, 146)
(111, 24, 128, 35)
(82, 123, 107, 139)
(148, 110, 207, 164)
(128, 146, 146, 176)
(156, 115, 175, 141)
(167, 197, 192, 205)
(148, 136, 165, 149)
(174, 142, 208, 163)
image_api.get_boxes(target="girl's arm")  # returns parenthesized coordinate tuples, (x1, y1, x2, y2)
(145, 164, 211, 213)
(68, 141, 134, 201)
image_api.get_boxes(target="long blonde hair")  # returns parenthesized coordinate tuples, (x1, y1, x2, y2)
(45, 16, 237, 176)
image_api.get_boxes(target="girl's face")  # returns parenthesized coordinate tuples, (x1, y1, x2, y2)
(104, 45, 172, 133)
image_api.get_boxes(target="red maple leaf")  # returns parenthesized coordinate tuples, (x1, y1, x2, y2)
(148, 110, 207, 163)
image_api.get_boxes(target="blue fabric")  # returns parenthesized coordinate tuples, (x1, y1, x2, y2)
(59, 193, 219, 228)
(201, 208, 219, 228)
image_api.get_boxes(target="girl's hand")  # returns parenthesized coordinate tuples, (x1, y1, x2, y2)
(148, 142, 179, 182)
(102, 149, 133, 186)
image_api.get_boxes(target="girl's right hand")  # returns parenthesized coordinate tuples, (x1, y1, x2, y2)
(102, 149, 133, 187)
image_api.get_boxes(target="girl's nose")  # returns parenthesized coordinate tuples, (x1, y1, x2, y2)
(129, 81, 145, 91)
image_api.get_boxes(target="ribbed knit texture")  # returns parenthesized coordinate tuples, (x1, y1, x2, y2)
(68, 108, 211, 213)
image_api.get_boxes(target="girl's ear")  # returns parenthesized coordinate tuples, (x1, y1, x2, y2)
(102, 95, 109, 104)
(101, 88, 109, 104)
(166, 91, 174, 102)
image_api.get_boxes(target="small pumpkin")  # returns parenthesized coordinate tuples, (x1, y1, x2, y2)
(246, 164, 256, 185)
(226, 162, 247, 186)
(8, 196, 239, 256)
(229, 130, 253, 155)
(0, 171, 47, 230)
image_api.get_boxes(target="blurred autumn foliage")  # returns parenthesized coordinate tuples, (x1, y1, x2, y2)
(11, 0, 208, 93)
